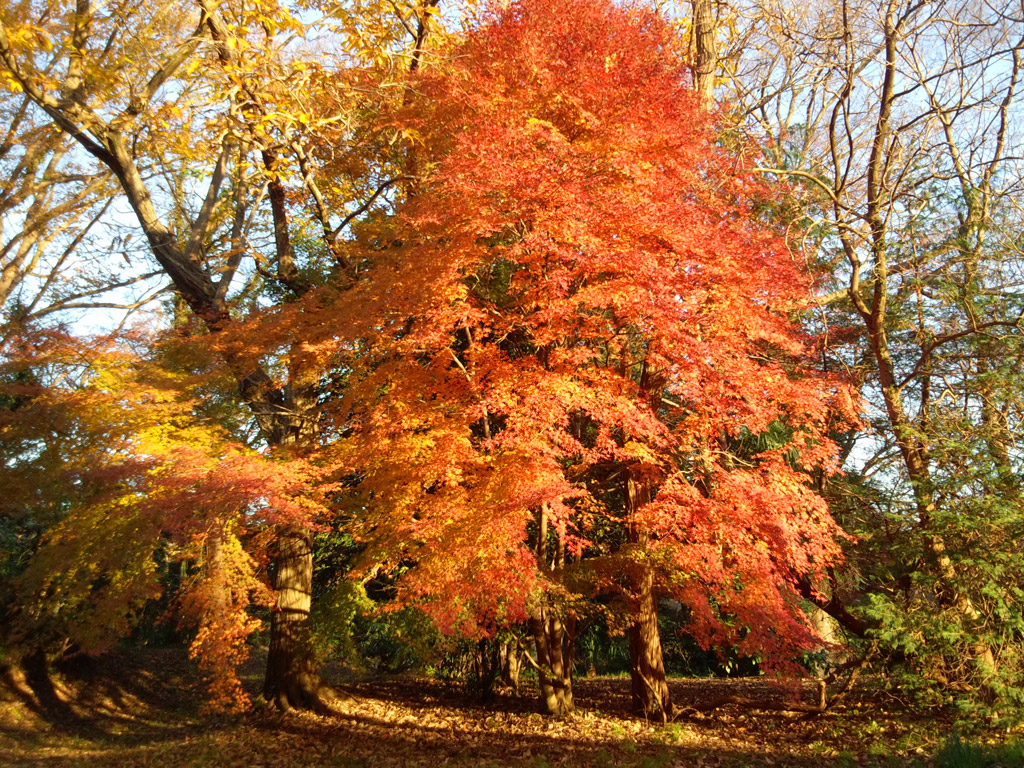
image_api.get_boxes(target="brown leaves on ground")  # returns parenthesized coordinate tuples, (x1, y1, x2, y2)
(0, 648, 951, 767)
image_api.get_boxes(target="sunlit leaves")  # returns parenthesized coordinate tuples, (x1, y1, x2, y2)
(1, 328, 326, 706)
(328, 0, 854, 672)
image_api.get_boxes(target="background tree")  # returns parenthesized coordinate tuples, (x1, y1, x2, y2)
(0, 92, 160, 334)
(0, 326, 331, 709)
(713, 0, 1024, 715)
(0, 0, 444, 710)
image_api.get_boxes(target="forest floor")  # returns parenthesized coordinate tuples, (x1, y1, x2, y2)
(0, 646, 1014, 767)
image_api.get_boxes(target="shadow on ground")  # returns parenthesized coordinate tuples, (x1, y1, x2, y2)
(0, 647, 202, 749)
(0, 648, 938, 767)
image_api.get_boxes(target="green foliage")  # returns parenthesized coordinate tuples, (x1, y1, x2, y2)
(311, 579, 374, 666)
(572, 610, 754, 679)
(312, 577, 444, 674)
(935, 732, 1024, 768)
(310, 530, 443, 673)
(0, 510, 38, 585)
(842, 457, 1024, 724)
(356, 606, 441, 673)
(574, 620, 631, 676)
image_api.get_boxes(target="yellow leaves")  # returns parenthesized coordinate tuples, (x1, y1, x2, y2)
(622, 439, 658, 464)
(0, 23, 50, 92)
(325, 0, 444, 68)
(5, 23, 53, 52)
(2, 328, 292, 664)
(1, 71, 23, 93)
(526, 116, 556, 131)
(16, 493, 165, 656)
(250, 6, 303, 37)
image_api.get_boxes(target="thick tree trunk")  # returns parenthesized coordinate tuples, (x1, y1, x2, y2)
(530, 606, 575, 716)
(626, 474, 672, 718)
(249, 364, 329, 711)
(262, 524, 330, 711)
(530, 504, 574, 715)
(807, 604, 843, 678)
(628, 565, 671, 718)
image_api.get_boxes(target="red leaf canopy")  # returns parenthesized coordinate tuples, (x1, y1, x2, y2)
(332, 0, 854, 666)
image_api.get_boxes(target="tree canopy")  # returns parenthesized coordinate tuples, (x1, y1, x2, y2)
(1, 0, 1023, 732)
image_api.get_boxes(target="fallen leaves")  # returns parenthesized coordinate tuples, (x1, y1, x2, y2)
(0, 648, 964, 768)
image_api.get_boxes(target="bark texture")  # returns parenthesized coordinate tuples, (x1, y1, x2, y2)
(263, 525, 331, 711)
(626, 474, 672, 718)
(530, 504, 575, 716)
(530, 607, 575, 716)
(691, 0, 718, 110)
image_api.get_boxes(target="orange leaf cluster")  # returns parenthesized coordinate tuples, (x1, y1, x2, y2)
(309, 0, 857, 667)
(1, 328, 324, 708)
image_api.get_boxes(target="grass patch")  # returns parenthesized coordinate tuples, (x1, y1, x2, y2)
(935, 732, 1024, 768)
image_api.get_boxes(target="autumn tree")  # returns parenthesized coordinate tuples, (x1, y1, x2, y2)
(717, 0, 1024, 715)
(319, 0, 853, 716)
(0, 0, 449, 709)
(0, 326, 333, 709)
(0, 91, 159, 334)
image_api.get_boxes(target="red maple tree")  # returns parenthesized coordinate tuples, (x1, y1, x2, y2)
(319, 0, 856, 715)
(2, 0, 855, 717)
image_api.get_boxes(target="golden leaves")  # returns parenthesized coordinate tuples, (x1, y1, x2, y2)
(1, 328, 327, 709)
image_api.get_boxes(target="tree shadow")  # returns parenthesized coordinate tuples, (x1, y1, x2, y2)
(0, 649, 932, 767)
(0, 647, 203, 747)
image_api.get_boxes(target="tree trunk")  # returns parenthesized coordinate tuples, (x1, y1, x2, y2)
(263, 524, 330, 711)
(691, 0, 718, 110)
(530, 504, 574, 715)
(626, 473, 672, 718)
(841, 12, 999, 691)
(472, 638, 501, 700)
(628, 565, 671, 718)
(4, 1, 338, 712)
(807, 604, 843, 678)
(499, 637, 523, 693)
(530, 606, 575, 716)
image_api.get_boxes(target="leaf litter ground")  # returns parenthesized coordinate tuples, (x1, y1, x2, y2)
(0, 647, 972, 767)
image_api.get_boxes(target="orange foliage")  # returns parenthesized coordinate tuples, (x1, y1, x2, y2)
(1, 0, 860, 704)
(1, 328, 324, 707)
(310, 0, 856, 668)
